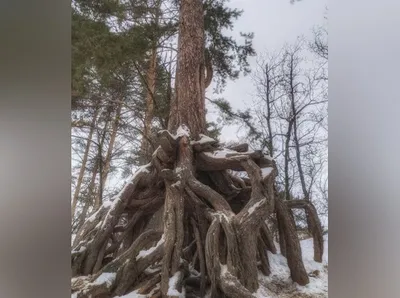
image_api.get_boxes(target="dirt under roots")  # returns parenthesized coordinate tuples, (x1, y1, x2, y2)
(71, 126, 324, 298)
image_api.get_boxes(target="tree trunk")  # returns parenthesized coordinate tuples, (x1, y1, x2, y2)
(71, 106, 99, 218)
(168, 0, 206, 138)
(288, 55, 309, 201)
(96, 102, 122, 206)
(140, 46, 158, 164)
(286, 199, 324, 263)
(264, 63, 274, 157)
(76, 159, 99, 230)
(284, 119, 294, 201)
(94, 109, 111, 210)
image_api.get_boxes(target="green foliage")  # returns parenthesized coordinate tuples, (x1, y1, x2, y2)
(210, 97, 262, 141)
(206, 120, 222, 140)
(204, 0, 256, 92)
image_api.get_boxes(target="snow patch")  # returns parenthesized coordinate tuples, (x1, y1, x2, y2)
(71, 234, 76, 245)
(171, 180, 181, 188)
(131, 162, 151, 175)
(92, 272, 116, 288)
(256, 234, 328, 297)
(191, 134, 216, 144)
(71, 293, 78, 298)
(86, 211, 98, 223)
(248, 199, 266, 215)
(220, 264, 228, 276)
(262, 152, 273, 160)
(144, 266, 161, 274)
(72, 246, 86, 254)
(261, 167, 273, 178)
(215, 211, 231, 223)
(136, 235, 165, 260)
(204, 149, 236, 158)
(175, 124, 190, 138)
(102, 200, 113, 208)
(167, 271, 184, 297)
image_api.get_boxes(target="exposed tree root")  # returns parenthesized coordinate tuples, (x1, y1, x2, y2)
(71, 127, 323, 297)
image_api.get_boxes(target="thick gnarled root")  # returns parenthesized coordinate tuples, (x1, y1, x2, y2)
(71, 127, 323, 297)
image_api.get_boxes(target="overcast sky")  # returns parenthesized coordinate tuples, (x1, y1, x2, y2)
(207, 0, 328, 142)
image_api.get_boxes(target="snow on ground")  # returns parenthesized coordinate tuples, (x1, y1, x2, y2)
(72, 235, 328, 298)
(256, 234, 328, 298)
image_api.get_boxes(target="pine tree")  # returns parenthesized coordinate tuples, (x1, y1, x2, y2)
(71, 1, 324, 297)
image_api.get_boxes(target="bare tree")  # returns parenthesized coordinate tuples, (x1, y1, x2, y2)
(71, 103, 100, 218)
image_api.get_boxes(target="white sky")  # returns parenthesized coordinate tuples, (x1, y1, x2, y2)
(207, 0, 328, 142)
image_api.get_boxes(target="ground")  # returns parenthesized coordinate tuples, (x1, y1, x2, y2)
(254, 234, 328, 298)
(86, 234, 328, 298)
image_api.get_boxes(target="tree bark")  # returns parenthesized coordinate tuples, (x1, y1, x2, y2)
(76, 158, 99, 230)
(264, 63, 275, 157)
(94, 108, 111, 210)
(96, 102, 122, 207)
(286, 199, 324, 262)
(140, 36, 159, 165)
(168, 0, 206, 138)
(72, 106, 100, 218)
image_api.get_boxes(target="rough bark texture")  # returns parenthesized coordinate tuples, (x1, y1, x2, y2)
(286, 199, 324, 262)
(168, 0, 206, 139)
(71, 128, 323, 297)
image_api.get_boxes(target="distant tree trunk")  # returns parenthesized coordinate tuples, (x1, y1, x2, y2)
(168, 0, 206, 138)
(284, 119, 294, 201)
(71, 106, 99, 219)
(94, 109, 111, 210)
(264, 63, 275, 157)
(96, 102, 122, 206)
(288, 55, 309, 201)
(77, 159, 99, 230)
(140, 47, 158, 164)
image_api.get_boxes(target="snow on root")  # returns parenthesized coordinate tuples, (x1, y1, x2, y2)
(176, 124, 190, 138)
(167, 271, 185, 297)
(248, 199, 266, 215)
(136, 235, 165, 260)
(261, 167, 273, 178)
(191, 134, 217, 145)
(114, 284, 160, 298)
(92, 272, 116, 287)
